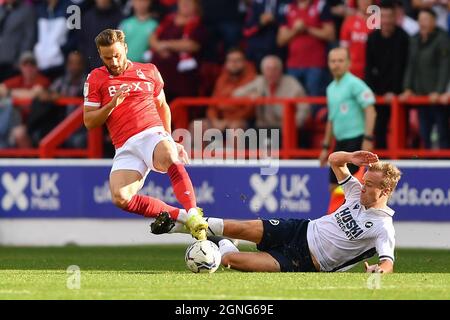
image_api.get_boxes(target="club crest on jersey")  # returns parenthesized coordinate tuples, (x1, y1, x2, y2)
(136, 69, 146, 80)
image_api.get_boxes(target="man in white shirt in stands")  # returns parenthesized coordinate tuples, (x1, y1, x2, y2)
(152, 150, 402, 273)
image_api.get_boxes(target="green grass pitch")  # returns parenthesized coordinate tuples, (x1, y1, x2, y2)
(0, 245, 449, 300)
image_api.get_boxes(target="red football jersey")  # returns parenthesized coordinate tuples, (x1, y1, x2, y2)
(84, 61, 164, 149)
(340, 15, 372, 79)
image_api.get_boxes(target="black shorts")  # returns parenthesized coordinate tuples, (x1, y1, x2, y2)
(256, 219, 318, 272)
(329, 135, 363, 184)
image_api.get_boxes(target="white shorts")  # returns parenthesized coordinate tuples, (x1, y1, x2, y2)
(110, 126, 177, 179)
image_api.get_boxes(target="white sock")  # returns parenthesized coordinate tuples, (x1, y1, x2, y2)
(176, 209, 189, 224)
(205, 218, 224, 236)
(168, 221, 189, 234)
(218, 239, 239, 257)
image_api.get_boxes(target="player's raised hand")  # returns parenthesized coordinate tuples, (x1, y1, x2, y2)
(111, 87, 130, 108)
(176, 142, 190, 165)
(350, 150, 378, 167)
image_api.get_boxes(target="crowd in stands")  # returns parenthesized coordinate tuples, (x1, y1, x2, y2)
(0, 0, 449, 155)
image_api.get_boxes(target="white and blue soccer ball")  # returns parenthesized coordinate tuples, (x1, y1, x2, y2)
(185, 240, 221, 273)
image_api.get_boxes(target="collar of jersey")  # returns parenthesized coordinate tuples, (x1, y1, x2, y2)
(366, 205, 395, 217)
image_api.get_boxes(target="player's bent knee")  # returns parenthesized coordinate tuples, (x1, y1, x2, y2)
(111, 190, 132, 209)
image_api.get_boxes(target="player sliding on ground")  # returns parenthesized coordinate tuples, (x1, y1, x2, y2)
(151, 151, 402, 273)
(83, 29, 207, 240)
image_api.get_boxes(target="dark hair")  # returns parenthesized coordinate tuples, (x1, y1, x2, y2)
(392, 0, 404, 7)
(380, 0, 395, 10)
(419, 8, 437, 19)
(226, 47, 246, 57)
(68, 51, 85, 64)
(95, 29, 126, 49)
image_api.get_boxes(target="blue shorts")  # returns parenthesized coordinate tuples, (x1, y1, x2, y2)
(257, 219, 318, 272)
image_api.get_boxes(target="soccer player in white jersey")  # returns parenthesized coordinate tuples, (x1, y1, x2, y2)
(152, 150, 402, 273)
(83, 29, 207, 240)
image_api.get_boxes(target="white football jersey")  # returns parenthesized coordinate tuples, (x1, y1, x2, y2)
(307, 175, 395, 272)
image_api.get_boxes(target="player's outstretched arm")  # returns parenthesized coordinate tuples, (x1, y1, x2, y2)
(83, 87, 129, 129)
(328, 151, 379, 182)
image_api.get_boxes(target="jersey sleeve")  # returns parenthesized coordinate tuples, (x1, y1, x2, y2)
(353, 78, 376, 109)
(83, 72, 102, 108)
(375, 224, 395, 263)
(338, 175, 362, 200)
(148, 64, 164, 98)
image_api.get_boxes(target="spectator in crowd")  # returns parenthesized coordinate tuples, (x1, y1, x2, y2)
(320, 48, 376, 193)
(400, 9, 449, 149)
(412, 0, 449, 31)
(0, 97, 21, 148)
(10, 51, 86, 148)
(205, 48, 257, 131)
(0, 52, 50, 148)
(243, 0, 290, 69)
(340, 0, 374, 79)
(154, 0, 177, 18)
(149, 0, 206, 104)
(0, 51, 50, 101)
(119, 0, 158, 63)
(200, 0, 243, 62)
(0, 0, 36, 82)
(78, 0, 124, 71)
(277, 0, 335, 108)
(394, 0, 420, 36)
(366, 0, 409, 149)
(34, 0, 76, 81)
(329, 0, 356, 44)
(233, 55, 310, 147)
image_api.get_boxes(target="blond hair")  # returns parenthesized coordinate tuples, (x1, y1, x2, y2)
(95, 29, 126, 49)
(368, 161, 402, 193)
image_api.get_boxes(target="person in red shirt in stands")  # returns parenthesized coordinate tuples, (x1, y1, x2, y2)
(0, 52, 50, 101)
(149, 0, 205, 103)
(277, 0, 335, 112)
(340, 0, 374, 79)
(0, 52, 50, 148)
(83, 29, 208, 240)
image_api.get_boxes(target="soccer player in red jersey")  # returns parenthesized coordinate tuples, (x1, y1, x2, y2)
(83, 29, 207, 239)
